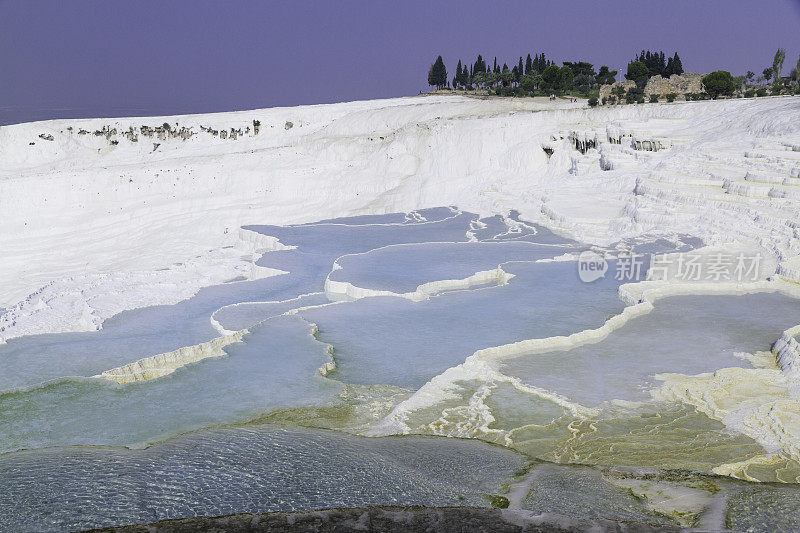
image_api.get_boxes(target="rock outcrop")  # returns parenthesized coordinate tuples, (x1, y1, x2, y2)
(598, 80, 635, 103)
(599, 73, 704, 104)
(84, 506, 681, 533)
(644, 73, 703, 98)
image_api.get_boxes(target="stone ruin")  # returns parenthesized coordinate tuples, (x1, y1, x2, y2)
(599, 73, 704, 104)
(644, 73, 703, 98)
(598, 80, 636, 103)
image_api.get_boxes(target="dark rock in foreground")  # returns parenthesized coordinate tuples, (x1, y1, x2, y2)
(85, 506, 682, 533)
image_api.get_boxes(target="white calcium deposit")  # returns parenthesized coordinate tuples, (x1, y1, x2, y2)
(3, 95, 800, 477)
(1, 96, 799, 339)
(96, 329, 248, 384)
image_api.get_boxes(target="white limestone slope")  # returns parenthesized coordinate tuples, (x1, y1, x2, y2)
(0, 229, 288, 342)
(1, 95, 800, 341)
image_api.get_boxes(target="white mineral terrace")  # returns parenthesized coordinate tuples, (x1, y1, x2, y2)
(2, 95, 800, 485)
(1, 96, 798, 330)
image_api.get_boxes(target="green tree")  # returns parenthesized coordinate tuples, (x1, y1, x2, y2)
(625, 61, 649, 88)
(541, 64, 561, 92)
(558, 66, 574, 92)
(773, 48, 786, 81)
(500, 69, 515, 88)
(671, 53, 683, 75)
(762, 67, 774, 82)
(525, 54, 532, 75)
(702, 71, 736, 99)
(485, 71, 499, 90)
(473, 55, 486, 74)
(428, 55, 448, 89)
(519, 74, 536, 93)
(625, 87, 644, 104)
(794, 54, 800, 83)
(596, 66, 617, 85)
(563, 61, 596, 79)
(573, 74, 594, 92)
(472, 71, 486, 90)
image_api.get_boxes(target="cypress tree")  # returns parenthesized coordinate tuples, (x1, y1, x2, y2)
(517, 57, 524, 79)
(430, 55, 447, 89)
(773, 48, 786, 81)
(455, 60, 463, 87)
(525, 54, 532, 75)
(493, 57, 498, 72)
(672, 53, 683, 75)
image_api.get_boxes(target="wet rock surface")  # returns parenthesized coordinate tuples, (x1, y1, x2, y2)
(83, 506, 682, 533)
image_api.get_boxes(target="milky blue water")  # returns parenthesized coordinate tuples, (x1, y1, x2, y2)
(2, 207, 799, 530)
(0, 425, 525, 532)
(0, 210, 475, 391)
(0, 209, 589, 453)
(329, 241, 569, 293)
(0, 316, 341, 452)
(502, 293, 800, 406)
(304, 260, 625, 389)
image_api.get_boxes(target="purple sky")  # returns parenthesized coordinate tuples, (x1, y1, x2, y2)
(1, 0, 799, 124)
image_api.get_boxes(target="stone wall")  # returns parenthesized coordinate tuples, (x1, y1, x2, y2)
(598, 80, 635, 103)
(644, 73, 704, 98)
(599, 73, 704, 104)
